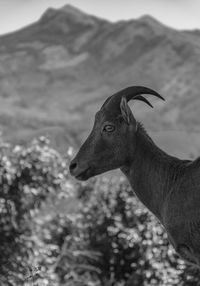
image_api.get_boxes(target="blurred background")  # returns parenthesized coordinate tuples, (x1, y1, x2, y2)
(1, 1, 200, 285)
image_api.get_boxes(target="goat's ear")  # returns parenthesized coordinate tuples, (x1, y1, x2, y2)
(120, 97, 135, 125)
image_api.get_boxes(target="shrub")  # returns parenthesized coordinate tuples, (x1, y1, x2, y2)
(1, 137, 200, 286)
(64, 176, 200, 286)
(0, 137, 70, 285)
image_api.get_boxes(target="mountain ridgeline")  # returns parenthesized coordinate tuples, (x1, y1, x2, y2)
(0, 5, 200, 157)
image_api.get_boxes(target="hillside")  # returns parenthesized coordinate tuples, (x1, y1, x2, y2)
(0, 5, 200, 158)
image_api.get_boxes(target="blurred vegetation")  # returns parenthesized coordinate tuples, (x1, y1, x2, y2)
(0, 137, 200, 286)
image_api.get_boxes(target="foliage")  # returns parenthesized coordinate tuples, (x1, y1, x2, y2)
(0, 137, 70, 285)
(72, 177, 200, 286)
(0, 137, 200, 286)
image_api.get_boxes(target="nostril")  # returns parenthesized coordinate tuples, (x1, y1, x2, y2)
(69, 161, 77, 173)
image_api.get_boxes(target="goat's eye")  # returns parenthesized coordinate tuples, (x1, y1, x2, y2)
(103, 125, 115, 132)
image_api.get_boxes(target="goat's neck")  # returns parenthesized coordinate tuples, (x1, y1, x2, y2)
(121, 124, 181, 221)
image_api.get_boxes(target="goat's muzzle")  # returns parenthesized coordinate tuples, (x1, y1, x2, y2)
(69, 159, 92, 181)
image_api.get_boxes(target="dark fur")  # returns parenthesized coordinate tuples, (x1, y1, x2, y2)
(70, 87, 200, 266)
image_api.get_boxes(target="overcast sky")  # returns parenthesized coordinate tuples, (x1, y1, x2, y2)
(0, 0, 200, 35)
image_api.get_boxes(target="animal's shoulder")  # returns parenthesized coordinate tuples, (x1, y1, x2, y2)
(192, 157, 200, 166)
(177, 158, 200, 191)
(186, 157, 200, 173)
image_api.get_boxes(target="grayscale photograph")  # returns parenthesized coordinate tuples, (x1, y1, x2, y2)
(0, 0, 200, 285)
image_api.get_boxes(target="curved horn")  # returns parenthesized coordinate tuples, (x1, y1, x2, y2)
(134, 95, 154, 108)
(101, 86, 164, 110)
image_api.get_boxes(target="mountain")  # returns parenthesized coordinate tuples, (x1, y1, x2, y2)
(0, 5, 200, 157)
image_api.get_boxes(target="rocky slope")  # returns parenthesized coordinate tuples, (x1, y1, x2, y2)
(0, 5, 200, 157)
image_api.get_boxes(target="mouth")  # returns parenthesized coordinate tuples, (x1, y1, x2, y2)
(75, 167, 92, 181)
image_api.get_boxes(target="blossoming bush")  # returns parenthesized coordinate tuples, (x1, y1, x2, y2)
(0, 137, 70, 285)
(74, 178, 200, 286)
(0, 137, 200, 286)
